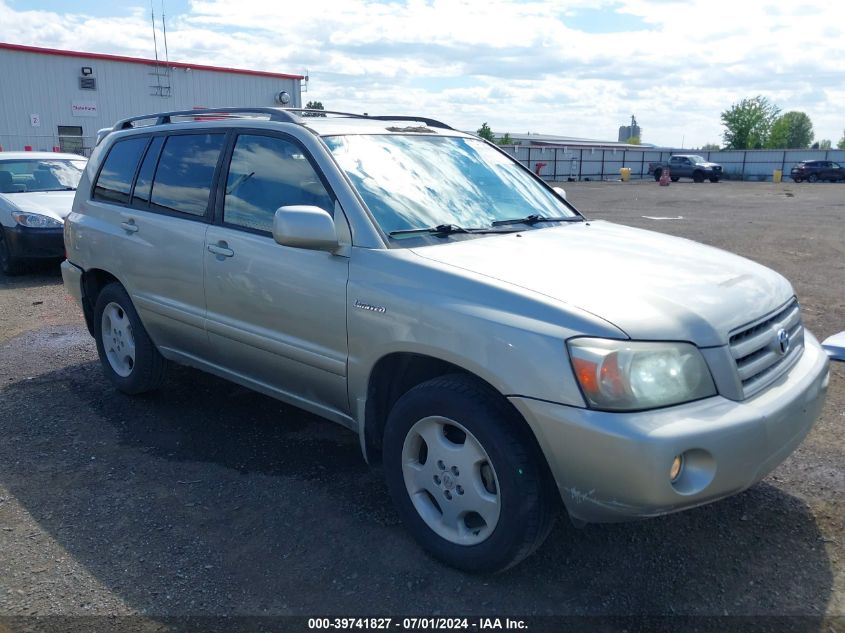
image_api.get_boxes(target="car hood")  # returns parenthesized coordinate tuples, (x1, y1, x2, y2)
(410, 220, 793, 347)
(1, 191, 76, 222)
(698, 162, 721, 168)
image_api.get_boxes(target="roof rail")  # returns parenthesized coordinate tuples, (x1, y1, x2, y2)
(366, 115, 453, 130)
(281, 108, 454, 131)
(110, 106, 455, 133)
(112, 107, 299, 131)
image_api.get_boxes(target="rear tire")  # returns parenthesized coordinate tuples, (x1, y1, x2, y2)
(382, 374, 557, 573)
(93, 282, 168, 394)
(670, 176, 680, 182)
(693, 171, 705, 183)
(0, 228, 25, 276)
(653, 169, 662, 182)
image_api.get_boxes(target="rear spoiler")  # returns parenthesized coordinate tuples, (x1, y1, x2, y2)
(95, 128, 112, 146)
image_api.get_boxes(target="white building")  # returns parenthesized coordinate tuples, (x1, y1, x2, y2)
(0, 42, 303, 155)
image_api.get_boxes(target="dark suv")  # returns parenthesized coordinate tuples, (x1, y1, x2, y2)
(790, 160, 845, 183)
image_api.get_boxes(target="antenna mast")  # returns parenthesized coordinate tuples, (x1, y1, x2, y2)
(150, 1, 160, 63)
(161, 0, 170, 65)
(150, 1, 162, 95)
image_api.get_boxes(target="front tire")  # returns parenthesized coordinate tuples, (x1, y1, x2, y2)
(808, 174, 818, 183)
(0, 228, 25, 276)
(793, 176, 803, 183)
(383, 374, 557, 573)
(93, 282, 168, 394)
(709, 177, 720, 183)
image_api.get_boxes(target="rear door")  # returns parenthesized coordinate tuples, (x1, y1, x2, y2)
(203, 131, 350, 419)
(89, 131, 226, 358)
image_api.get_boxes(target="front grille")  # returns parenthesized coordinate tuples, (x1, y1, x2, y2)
(729, 298, 804, 398)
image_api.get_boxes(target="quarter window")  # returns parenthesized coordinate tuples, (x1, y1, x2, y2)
(93, 137, 148, 205)
(223, 134, 333, 233)
(150, 133, 225, 217)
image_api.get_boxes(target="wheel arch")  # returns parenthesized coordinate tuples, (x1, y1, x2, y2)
(79, 268, 124, 335)
(361, 351, 537, 467)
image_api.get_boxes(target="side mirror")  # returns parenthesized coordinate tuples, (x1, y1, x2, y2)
(822, 331, 845, 361)
(273, 205, 338, 251)
(553, 186, 567, 200)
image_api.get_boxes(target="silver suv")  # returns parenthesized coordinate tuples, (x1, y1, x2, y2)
(62, 107, 830, 572)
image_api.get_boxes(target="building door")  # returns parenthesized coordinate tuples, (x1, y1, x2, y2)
(58, 126, 83, 154)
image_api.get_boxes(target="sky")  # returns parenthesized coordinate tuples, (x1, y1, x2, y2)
(1, 0, 844, 148)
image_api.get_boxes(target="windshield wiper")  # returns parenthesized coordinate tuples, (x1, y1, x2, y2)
(491, 214, 582, 227)
(389, 224, 515, 237)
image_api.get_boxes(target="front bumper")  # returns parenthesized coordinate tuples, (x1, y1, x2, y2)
(3, 224, 65, 260)
(510, 331, 830, 523)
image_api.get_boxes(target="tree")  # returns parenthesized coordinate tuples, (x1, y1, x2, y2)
(701, 142, 721, 150)
(626, 135, 641, 145)
(720, 96, 780, 149)
(838, 131, 845, 150)
(766, 111, 814, 149)
(302, 100, 326, 117)
(497, 132, 514, 146)
(477, 122, 496, 142)
(819, 139, 832, 150)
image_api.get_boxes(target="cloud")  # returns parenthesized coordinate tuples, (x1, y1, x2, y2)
(1, 0, 844, 146)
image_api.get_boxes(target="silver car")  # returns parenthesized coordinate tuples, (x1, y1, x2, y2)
(61, 108, 830, 572)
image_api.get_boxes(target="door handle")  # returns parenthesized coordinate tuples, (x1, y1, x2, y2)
(207, 242, 234, 258)
(120, 220, 139, 233)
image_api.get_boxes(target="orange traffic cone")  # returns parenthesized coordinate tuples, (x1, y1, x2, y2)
(659, 167, 670, 186)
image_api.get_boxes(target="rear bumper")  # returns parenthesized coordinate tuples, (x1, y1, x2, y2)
(510, 331, 830, 523)
(61, 259, 84, 309)
(3, 225, 65, 260)
(61, 260, 94, 335)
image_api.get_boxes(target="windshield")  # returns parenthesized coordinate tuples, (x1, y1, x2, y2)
(323, 135, 577, 238)
(0, 159, 86, 193)
(688, 155, 706, 163)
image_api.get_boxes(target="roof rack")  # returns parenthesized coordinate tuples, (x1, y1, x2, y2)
(109, 106, 455, 133)
(282, 108, 454, 131)
(112, 107, 299, 131)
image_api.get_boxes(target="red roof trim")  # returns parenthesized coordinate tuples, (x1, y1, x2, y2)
(0, 42, 304, 80)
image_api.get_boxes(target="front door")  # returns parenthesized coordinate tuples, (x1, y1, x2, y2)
(204, 132, 350, 419)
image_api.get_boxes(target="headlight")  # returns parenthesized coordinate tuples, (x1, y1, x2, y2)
(11, 211, 63, 228)
(567, 338, 716, 411)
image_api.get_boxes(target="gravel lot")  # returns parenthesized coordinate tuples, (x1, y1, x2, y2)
(0, 181, 843, 626)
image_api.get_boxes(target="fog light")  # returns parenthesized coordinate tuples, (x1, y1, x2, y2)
(670, 455, 684, 482)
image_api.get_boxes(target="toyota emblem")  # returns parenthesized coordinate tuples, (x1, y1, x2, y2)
(776, 328, 790, 356)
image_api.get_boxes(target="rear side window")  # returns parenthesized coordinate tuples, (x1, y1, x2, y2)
(150, 133, 225, 217)
(93, 137, 148, 204)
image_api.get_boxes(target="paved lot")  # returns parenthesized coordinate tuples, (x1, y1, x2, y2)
(0, 181, 843, 623)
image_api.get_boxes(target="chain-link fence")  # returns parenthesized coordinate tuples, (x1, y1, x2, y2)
(501, 145, 845, 182)
(0, 134, 94, 156)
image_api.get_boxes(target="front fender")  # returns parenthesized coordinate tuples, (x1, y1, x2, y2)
(346, 248, 626, 428)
